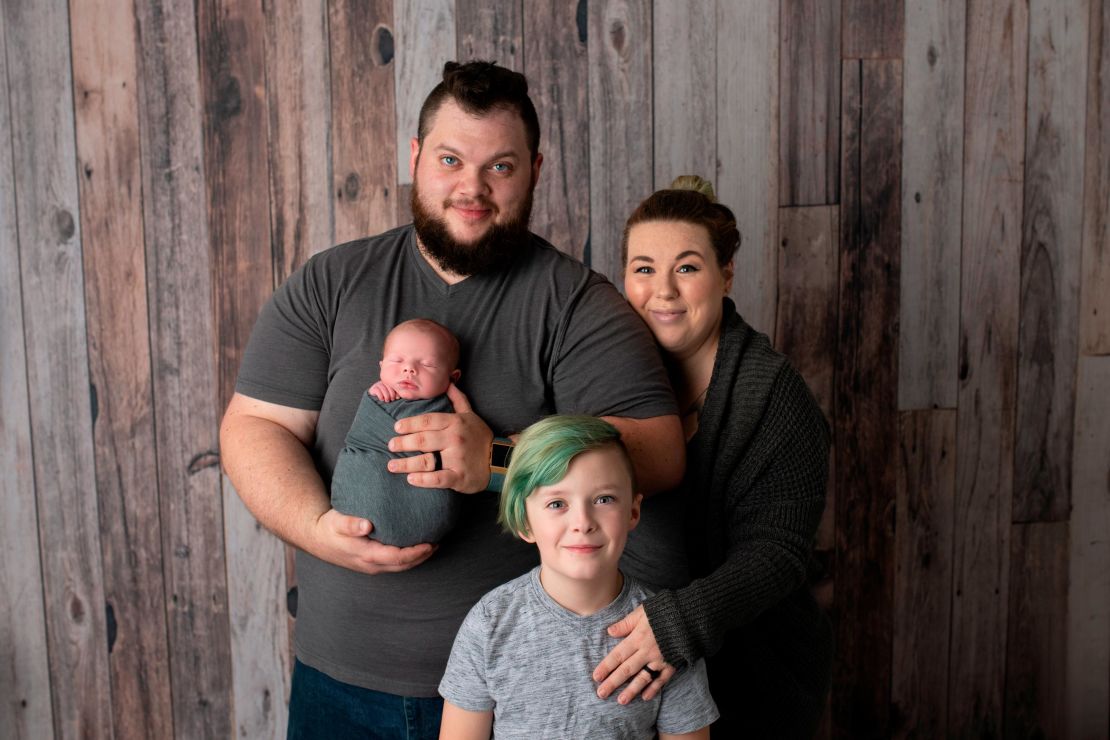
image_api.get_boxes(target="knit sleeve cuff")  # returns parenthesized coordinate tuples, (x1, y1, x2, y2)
(643, 590, 693, 668)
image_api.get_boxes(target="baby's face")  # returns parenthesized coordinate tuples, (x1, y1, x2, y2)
(379, 328, 457, 400)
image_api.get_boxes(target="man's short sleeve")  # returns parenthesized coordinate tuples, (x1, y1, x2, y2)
(655, 658, 719, 735)
(438, 603, 494, 712)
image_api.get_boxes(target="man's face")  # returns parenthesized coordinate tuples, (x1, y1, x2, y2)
(410, 98, 542, 276)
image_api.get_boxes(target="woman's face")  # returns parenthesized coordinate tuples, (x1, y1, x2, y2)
(624, 220, 733, 362)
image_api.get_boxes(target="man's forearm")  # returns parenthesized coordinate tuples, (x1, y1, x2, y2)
(602, 414, 685, 495)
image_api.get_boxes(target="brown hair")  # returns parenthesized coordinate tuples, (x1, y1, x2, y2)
(620, 175, 741, 267)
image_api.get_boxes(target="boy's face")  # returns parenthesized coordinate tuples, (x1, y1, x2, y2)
(379, 327, 459, 400)
(522, 446, 641, 588)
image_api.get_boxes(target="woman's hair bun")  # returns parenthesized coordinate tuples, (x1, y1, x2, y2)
(669, 175, 716, 202)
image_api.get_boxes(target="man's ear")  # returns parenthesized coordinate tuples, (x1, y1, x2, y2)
(450, 369, 462, 382)
(410, 138, 421, 178)
(628, 493, 643, 531)
(531, 152, 544, 188)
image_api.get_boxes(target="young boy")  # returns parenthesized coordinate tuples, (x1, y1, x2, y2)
(438, 416, 718, 739)
(330, 318, 461, 547)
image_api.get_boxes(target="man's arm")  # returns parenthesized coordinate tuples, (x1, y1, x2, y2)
(601, 414, 684, 495)
(219, 392, 435, 574)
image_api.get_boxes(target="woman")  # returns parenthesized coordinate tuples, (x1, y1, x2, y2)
(592, 176, 833, 737)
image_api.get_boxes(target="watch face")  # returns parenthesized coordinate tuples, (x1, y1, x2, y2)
(490, 442, 514, 472)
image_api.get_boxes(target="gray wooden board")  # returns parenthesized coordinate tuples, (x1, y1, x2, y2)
(898, 0, 965, 410)
(1081, 0, 1110, 356)
(842, 0, 904, 59)
(1013, 0, 1088, 522)
(587, 0, 652, 284)
(456, 0, 522, 70)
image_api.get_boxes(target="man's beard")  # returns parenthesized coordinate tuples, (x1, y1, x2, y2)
(411, 180, 534, 277)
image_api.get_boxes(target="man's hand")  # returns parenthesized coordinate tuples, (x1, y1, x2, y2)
(368, 381, 399, 402)
(388, 383, 493, 493)
(309, 509, 436, 574)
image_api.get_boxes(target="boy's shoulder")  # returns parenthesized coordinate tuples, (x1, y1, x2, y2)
(471, 568, 535, 617)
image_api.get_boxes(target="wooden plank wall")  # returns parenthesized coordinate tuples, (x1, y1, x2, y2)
(1, 2, 1106, 737)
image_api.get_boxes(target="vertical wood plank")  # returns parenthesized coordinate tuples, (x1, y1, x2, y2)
(0, 3, 54, 735)
(718, 0, 779, 335)
(1004, 522, 1068, 738)
(456, 0, 522, 70)
(891, 410, 956, 738)
(842, 0, 904, 59)
(394, 0, 455, 186)
(587, 0, 652, 284)
(833, 58, 902, 737)
(1013, 0, 1088, 522)
(69, 1, 175, 738)
(329, 0, 398, 242)
(523, 0, 589, 258)
(652, 0, 715, 189)
(5, 0, 114, 735)
(1066, 356, 1110, 738)
(1080, 0, 1110, 355)
(949, 0, 1027, 733)
(898, 0, 965, 410)
(779, 0, 841, 207)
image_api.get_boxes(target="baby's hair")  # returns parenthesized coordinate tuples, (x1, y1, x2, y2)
(498, 415, 634, 539)
(387, 318, 461, 369)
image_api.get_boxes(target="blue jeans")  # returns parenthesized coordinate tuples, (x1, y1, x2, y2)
(287, 659, 443, 739)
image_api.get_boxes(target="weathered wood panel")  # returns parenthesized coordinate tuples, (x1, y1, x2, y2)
(1005, 522, 1068, 738)
(718, 0, 778, 335)
(0, 5, 53, 736)
(1081, 0, 1110, 355)
(898, 0, 965, 410)
(523, 0, 589, 258)
(891, 410, 956, 738)
(652, 0, 715, 189)
(1066, 356, 1110, 738)
(780, 0, 840, 206)
(456, 0, 522, 70)
(842, 0, 904, 60)
(70, 1, 174, 738)
(1013, 0, 1088, 522)
(950, 0, 1027, 733)
(6, 0, 113, 736)
(395, 0, 455, 186)
(833, 58, 902, 737)
(330, 0, 398, 242)
(587, 0, 652, 284)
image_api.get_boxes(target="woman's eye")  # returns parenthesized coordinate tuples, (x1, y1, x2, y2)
(441, 155, 459, 166)
(632, 266, 654, 274)
(677, 264, 699, 273)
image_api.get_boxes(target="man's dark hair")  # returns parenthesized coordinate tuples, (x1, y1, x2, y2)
(416, 61, 541, 159)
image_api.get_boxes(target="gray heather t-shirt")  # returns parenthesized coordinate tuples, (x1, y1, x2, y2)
(234, 225, 677, 695)
(439, 567, 719, 738)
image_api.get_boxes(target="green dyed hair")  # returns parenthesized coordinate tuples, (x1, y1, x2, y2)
(498, 415, 634, 539)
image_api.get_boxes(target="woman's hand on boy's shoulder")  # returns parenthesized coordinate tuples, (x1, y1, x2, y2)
(592, 605, 676, 704)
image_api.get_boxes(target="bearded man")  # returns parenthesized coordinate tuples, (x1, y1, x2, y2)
(220, 61, 683, 739)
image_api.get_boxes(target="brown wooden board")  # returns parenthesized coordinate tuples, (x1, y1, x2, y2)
(898, 0, 965, 410)
(456, 0, 522, 70)
(949, 0, 1027, 733)
(842, 0, 905, 60)
(1081, 0, 1110, 356)
(832, 58, 902, 737)
(1066, 356, 1110, 737)
(587, 0, 652, 284)
(70, 2, 174, 738)
(523, 0, 589, 259)
(1004, 522, 1068, 737)
(5, 0, 114, 735)
(329, 0, 398, 242)
(1013, 0, 1088, 522)
(0, 4, 54, 735)
(780, 0, 841, 207)
(891, 410, 956, 738)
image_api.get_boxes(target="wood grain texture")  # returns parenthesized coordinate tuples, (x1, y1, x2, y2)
(329, 0, 397, 242)
(1013, 0, 1088, 522)
(1066, 355, 1110, 738)
(266, 0, 333, 282)
(5, 0, 114, 736)
(587, 0, 651, 284)
(394, 0, 456, 185)
(832, 58, 902, 737)
(524, 0, 589, 258)
(842, 0, 904, 59)
(1081, 0, 1110, 355)
(1004, 522, 1068, 738)
(652, 0, 715, 189)
(0, 5, 53, 736)
(69, 1, 174, 738)
(898, 0, 965, 410)
(456, 0, 522, 70)
(780, 0, 841, 206)
(949, 0, 1027, 734)
(891, 410, 956, 738)
(718, 0, 779, 335)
